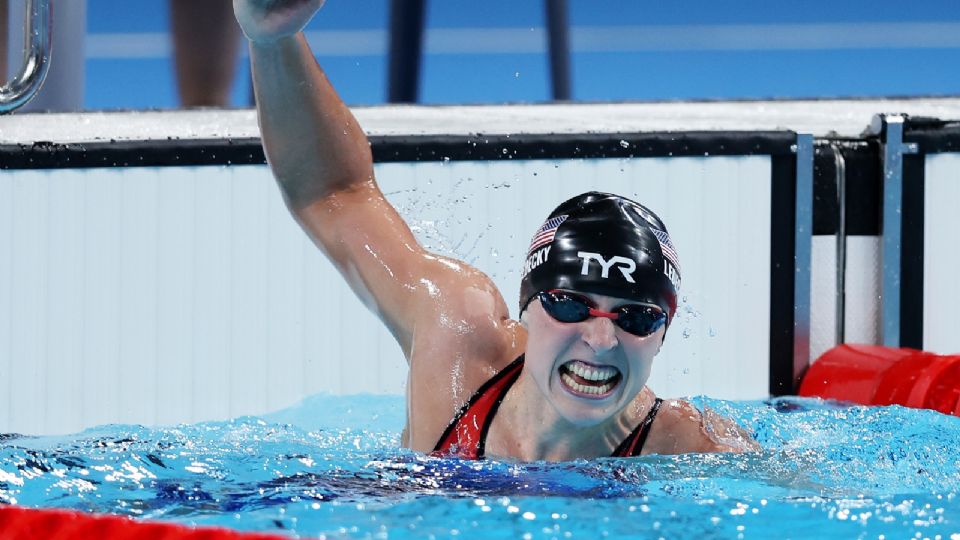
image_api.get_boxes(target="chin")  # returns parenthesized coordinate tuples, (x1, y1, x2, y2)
(552, 388, 624, 427)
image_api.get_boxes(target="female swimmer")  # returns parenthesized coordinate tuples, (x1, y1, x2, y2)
(233, 0, 758, 460)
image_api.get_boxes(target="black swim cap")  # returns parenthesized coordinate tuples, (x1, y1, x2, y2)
(519, 192, 681, 321)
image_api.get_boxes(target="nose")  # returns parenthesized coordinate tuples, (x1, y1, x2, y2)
(581, 315, 619, 353)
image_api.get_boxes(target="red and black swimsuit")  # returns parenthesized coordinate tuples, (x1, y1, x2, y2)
(432, 355, 663, 459)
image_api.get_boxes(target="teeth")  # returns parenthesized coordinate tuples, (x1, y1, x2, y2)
(561, 373, 614, 396)
(566, 361, 619, 382)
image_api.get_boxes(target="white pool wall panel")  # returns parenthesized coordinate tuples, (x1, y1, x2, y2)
(924, 153, 960, 354)
(808, 235, 885, 364)
(810, 236, 838, 362)
(0, 155, 771, 435)
(843, 237, 883, 347)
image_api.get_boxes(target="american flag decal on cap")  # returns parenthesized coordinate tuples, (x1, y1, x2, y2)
(527, 215, 568, 253)
(652, 229, 681, 273)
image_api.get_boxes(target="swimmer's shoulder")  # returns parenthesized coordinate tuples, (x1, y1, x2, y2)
(644, 397, 760, 455)
(407, 253, 525, 370)
(402, 255, 525, 451)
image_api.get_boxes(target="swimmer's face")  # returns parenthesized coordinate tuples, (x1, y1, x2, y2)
(522, 290, 665, 427)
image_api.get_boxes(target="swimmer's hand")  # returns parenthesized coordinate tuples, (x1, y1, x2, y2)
(233, 0, 325, 43)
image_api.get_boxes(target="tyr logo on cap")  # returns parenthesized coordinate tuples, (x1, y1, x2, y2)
(577, 251, 636, 283)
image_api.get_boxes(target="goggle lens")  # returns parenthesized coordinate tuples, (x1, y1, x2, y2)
(538, 290, 592, 322)
(538, 290, 666, 337)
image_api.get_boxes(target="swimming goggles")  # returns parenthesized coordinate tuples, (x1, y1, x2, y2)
(538, 289, 667, 337)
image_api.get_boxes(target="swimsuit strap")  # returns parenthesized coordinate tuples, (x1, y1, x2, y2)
(611, 397, 663, 457)
(432, 356, 525, 459)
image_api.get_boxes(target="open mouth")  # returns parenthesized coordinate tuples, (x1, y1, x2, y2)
(558, 360, 622, 399)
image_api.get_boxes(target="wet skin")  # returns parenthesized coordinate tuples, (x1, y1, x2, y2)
(520, 291, 663, 427)
(480, 291, 667, 461)
(236, 0, 759, 461)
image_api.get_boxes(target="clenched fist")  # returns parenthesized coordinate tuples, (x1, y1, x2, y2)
(233, 0, 326, 42)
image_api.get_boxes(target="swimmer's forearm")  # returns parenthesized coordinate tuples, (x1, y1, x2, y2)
(249, 34, 374, 210)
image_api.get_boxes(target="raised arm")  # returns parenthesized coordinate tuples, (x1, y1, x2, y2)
(233, 0, 517, 361)
(235, 0, 369, 209)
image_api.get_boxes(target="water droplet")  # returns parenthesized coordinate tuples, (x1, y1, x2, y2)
(514, 72, 521, 78)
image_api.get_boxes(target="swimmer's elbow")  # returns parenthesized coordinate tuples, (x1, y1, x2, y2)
(281, 171, 375, 214)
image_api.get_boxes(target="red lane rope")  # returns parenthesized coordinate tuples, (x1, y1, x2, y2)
(0, 506, 287, 540)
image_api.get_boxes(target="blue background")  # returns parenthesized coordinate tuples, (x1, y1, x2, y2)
(83, 0, 960, 109)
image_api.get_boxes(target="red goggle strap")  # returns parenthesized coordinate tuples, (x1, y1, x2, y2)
(587, 307, 619, 320)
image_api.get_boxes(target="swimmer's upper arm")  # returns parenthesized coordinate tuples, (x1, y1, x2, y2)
(249, 35, 513, 362)
(293, 180, 513, 358)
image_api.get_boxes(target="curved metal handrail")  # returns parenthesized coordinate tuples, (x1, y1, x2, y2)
(0, 0, 53, 114)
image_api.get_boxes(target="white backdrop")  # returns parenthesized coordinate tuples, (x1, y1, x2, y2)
(924, 153, 960, 354)
(0, 155, 773, 435)
(810, 236, 882, 362)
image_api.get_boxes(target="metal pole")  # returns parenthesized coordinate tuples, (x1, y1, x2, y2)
(544, 0, 571, 100)
(387, 0, 426, 103)
(832, 143, 848, 344)
(869, 114, 919, 347)
(0, 0, 52, 114)
(793, 134, 814, 388)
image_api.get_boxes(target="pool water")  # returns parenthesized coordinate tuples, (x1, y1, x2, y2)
(1, 394, 959, 539)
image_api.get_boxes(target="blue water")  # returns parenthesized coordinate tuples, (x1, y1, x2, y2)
(1, 395, 959, 539)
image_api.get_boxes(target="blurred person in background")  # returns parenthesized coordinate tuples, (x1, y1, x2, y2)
(170, 0, 244, 107)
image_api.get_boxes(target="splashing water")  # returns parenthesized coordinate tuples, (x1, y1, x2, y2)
(2, 394, 959, 539)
